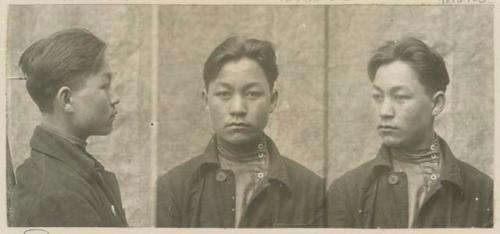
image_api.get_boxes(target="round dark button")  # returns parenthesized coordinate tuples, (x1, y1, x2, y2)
(388, 173, 399, 185)
(216, 170, 227, 182)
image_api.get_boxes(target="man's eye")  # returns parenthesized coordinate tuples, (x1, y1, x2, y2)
(246, 91, 262, 98)
(394, 95, 409, 101)
(215, 92, 231, 98)
(371, 94, 383, 102)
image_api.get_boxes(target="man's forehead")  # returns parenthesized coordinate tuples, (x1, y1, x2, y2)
(373, 63, 423, 89)
(211, 80, 262, 88)
(372, 83, 412, 92)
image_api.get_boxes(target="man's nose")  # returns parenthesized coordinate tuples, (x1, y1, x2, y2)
(110, 90, 120, 106)
(229, 95, 247, 116)
(379, 99, 395, 118)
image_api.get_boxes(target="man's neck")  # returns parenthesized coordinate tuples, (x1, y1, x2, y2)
(40, 115, 88, 146)
(216, 134, 266, 157)
(392, 131, 437, 154)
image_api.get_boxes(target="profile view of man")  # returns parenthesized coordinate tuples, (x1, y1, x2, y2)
(11, 28, 127, 227)
(327, 37, 493, 228)
(156, 37, 324, 227)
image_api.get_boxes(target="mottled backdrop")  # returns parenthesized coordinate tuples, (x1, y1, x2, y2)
(6, 4, 493, 227)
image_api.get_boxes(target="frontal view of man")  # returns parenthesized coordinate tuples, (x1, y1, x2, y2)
(327, 37, 493, 228)
(11, 28, 127, 227)
(156, 37, 324, 227)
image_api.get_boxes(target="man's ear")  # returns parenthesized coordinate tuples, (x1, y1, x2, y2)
(431, 90, 446, 117)
(270, 89, 279, 113)
(201, 88, 209, 110)
(55, 86, 74, 113)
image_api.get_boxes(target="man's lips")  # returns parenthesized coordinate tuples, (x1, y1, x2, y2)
(226, 122, 251, 128)
(378, 125, 398, 130)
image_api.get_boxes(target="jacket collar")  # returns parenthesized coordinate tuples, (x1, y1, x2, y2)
(195, 134, 292, 194)
(369, 135, 464, 192)
(30, 125, 103, 181)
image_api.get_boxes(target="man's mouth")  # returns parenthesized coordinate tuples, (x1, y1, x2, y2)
(226, 122, 251, 128)
(378, 125, 398, 130)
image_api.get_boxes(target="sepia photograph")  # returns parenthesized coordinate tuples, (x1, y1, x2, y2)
(1, 0, 497, 233)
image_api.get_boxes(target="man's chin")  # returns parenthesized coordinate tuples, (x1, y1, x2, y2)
(219, 133, 258, 146)
(93, 126, 113, 136)
(380, 136, 404, 148)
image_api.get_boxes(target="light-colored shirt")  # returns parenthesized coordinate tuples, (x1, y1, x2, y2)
(391, 136, 441, 227)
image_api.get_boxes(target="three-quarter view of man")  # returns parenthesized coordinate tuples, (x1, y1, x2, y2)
(327, 37, 493, 228)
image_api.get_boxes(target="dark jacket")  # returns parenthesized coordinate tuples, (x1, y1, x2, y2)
(156, 135, 325, 227)
(327, 137, 493, 228)
(11, 126, 128, 227)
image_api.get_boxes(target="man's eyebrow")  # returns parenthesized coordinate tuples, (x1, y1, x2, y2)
(372, 85, 410, 93)
(212, 81, 264, 90)
(242, 82, 262, 89)
(389, 86, 410, 93)
(212, 82, 232, 89)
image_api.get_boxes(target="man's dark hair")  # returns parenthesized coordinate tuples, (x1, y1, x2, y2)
(19, 28, 107, 112)
(368, 37, 450, 94)
(203, 36, 278, 90)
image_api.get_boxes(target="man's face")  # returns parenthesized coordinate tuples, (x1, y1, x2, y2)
(371, 60, 436, 150)
(203, 57, 277, 146)
(71, 58, 120, 138)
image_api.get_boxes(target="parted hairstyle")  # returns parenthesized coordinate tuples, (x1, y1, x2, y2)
(368, 37, 450, 94)
(19, 28, 107, 112)
(203, 36, 278, 90)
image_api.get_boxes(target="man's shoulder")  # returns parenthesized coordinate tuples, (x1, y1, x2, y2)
(328, 157, 379, 191)
(12, 152, 97, 223)
(277, 156, 324, 197)
(280, 156, 322, 182)
(15, 151, 92, 195)
(455, 158, 493, 188)
(157, 154, 207, 186)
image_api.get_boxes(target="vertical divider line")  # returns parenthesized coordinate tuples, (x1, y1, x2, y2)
(149, 4, 159, 227)
(322, 5, 330, 224)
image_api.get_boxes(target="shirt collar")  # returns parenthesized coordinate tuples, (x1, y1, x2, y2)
(30, 125, 103, 181)
(196, 134, 292, 194)
(217, 134, 268, 162)
(369, 135, 464, 192)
